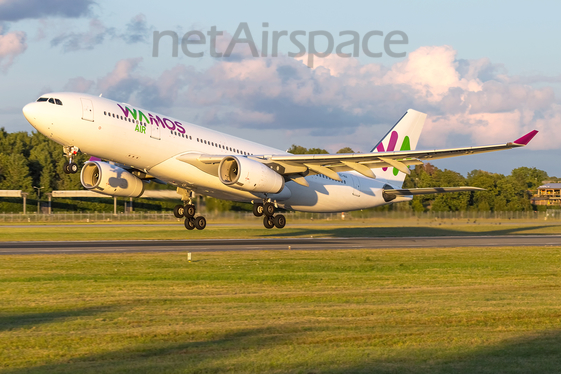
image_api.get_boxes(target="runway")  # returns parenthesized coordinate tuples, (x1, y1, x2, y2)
(1, 235, 560, 254)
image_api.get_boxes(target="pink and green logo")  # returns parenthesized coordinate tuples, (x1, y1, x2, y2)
(377, 131, 410, 176)
(117, 104, 186, 134)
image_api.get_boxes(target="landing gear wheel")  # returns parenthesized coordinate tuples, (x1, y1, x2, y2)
(184, 217, 195, 230)
(263, 216, 275, 229)
(63, 164, 71, 174)
(264, 202, 275, 217)
(173, 204, 185, 218)
(185, 204, 196, 217)
(273, 214, 286, 229)
(68, 162, 78, 174)
(253, 203, 264, 217)
(195, 216, 206, 230)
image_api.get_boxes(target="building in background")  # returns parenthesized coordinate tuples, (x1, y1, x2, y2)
(532, 183, 561, 207)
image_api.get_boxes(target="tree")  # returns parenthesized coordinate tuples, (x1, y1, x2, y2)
(510, 166, 548, 190)
(286, 144, 328, 154)
(0, 153, 33, 192)
(287, 144, 356, 155)
(286, 145, 309, 154)
(336, 147, 355, 154)
(429, 169, 469, 211)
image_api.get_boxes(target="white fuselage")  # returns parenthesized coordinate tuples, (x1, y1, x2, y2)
(23, 92, 410, 212)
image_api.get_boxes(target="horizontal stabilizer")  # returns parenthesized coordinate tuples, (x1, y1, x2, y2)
(384, 186, 485, 196)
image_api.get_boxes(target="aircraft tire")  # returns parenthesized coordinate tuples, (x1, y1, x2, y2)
(264, 202, 275, 217)
(185, 205, 196, 217)
(195, 216, 206, 230)
(273, 214, 286, 229)
(184, 217, 195, 230)
(253, 203, 264, 217)
(69, 162, 78, 174)
(173, 205, 185, 218)
(263, 216, 274, 229)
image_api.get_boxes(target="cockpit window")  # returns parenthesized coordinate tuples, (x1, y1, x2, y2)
(55, 99, 62, 105)
(37, 97, 48, 102)
(48, 98, 55, 104)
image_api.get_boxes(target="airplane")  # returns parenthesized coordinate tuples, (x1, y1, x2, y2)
(22, 93, 538, 230)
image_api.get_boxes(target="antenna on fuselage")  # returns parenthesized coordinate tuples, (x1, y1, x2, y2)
(99, 93, 103, 97)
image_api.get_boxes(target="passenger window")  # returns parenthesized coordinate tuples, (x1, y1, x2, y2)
(55, 99, 62, 105)
(37, 97, 48, 102)
(112, 114, 115, 118)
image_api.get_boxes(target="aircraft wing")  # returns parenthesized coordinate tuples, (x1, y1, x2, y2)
(177, 130, 538, 183)
(263, 130, 539, 180)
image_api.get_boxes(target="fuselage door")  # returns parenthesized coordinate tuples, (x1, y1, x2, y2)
(80, 98, 94, 122)
(150, 122, 161, 140)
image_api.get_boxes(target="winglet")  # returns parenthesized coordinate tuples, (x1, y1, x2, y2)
(513, 130, 538, 145)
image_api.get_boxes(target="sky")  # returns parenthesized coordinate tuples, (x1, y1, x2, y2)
(1, 0, 560, 177)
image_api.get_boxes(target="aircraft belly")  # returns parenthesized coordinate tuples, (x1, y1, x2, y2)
(147, 157, 261, 202)
(280, 180, 386, 213)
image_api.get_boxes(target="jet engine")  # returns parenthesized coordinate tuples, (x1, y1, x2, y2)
(81, 161, 145, 198)
(218, 156, 285, 194)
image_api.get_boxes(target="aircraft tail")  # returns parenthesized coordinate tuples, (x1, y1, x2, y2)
(372, 109, 427, 187)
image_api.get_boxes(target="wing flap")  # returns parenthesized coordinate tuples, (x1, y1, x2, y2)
(341, 161, 376, 179)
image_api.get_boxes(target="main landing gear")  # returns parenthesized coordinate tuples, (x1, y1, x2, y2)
(174, 189, 207, 231)
(253, 201, 286, 229)
(174, 203, 206, 230)
(63, 146, 80, 174)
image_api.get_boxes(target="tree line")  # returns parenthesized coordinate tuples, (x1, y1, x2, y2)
(0, 130, 554, 213)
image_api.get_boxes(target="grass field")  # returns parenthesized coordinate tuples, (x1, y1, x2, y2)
(1, 221, 561, 241)
(2, 247, 561, 373)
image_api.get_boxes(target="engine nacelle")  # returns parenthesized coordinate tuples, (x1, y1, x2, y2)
(81, 161, 145, 198)
(218, 156, 285, 194)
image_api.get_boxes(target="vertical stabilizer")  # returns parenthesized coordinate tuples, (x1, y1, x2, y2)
(372, 109, 427, 187)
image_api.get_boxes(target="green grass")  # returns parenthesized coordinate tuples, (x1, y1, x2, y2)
(1, 221, 561, 241)
(2, 247, 561, 373)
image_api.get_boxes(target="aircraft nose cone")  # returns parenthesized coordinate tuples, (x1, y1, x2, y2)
(22, 102, 36, 122)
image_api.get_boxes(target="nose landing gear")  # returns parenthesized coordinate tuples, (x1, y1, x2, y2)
(62, 146, 80, 174)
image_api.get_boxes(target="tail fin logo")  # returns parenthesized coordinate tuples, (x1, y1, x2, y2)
(376, 131, 411, 176)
